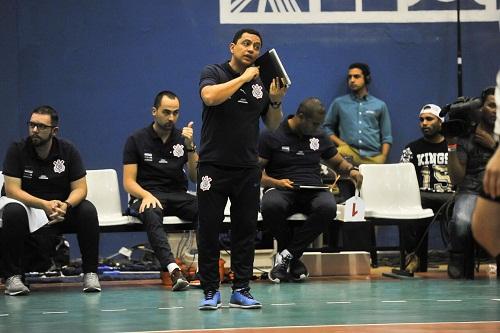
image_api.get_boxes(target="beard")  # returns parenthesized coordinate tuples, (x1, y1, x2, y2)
(30, 133, 52, 147)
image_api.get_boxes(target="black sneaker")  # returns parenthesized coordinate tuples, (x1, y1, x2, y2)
(269, 252, 292, 283)
(289, 258, 309, 282)
(170, 268, 189, 291)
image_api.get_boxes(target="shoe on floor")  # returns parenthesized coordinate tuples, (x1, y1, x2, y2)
(229, 288, 262, 309)
(290, 258, 309, 282)
(171, 268, 189, 291)
(447, 252, 464, 279)
(83, 273, 101, 292)
(4, 275, 30, 296)
(199, 289, 222, 310)
(269, 252, 292, 283)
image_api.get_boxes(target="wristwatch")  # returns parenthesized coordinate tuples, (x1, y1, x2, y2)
(186, 144, 197, 152)
(348, 166, 359, 174)
(64, 201, 73, 213)
(270, 101, 282, 109)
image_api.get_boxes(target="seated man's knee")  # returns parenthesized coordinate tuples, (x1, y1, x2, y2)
(261, 191, 288, 214)
(1, 203, 29, 228)
(76, 200, 98, 219)
(140, 206, 164, 222)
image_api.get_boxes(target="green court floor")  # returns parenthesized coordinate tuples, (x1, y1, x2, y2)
(0, 279, 499, 332)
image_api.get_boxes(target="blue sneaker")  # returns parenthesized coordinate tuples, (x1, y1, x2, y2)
(229, 288, 262, 309)
(199, 289, 222, 310)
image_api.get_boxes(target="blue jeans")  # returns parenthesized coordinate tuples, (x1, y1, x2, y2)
(448, 192, 478, 253)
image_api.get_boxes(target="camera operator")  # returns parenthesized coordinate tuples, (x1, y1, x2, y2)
(472, 73, 500, 258)
(446, 86, 497, 279)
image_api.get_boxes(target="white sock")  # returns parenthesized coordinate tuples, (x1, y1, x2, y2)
(167, 263, 180, 274)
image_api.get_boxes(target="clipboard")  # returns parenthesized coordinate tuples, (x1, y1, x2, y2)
(293, 184, 329, 190)
(255, 48, 292, 91)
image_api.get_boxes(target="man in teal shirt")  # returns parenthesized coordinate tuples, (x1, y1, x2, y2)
(323, 63, 392, 165)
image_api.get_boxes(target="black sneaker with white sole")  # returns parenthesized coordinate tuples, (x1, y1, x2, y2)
(269, 252, 292, 283)
(290, 258, 309, 282)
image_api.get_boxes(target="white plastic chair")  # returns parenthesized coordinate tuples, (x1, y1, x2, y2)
(86, 169, 132, 226)
(358, 163, 434, 269)
(360, 163, 433, 219)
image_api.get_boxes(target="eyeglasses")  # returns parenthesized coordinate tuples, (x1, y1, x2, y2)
(27, 121, 55, 131)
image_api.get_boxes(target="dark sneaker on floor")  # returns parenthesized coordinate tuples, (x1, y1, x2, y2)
(83, 273, 101, 292)
(171, 268, 189, 291)
(269, 252, 292, 283)
(447, 252, 464, 279)
(4, 275, 30, 296)
(290, 258, 309, 282)
(199, 289, 222, 310)
(229, 288, 262, 309)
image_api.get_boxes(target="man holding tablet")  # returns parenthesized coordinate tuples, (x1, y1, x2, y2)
(259, 97, 363, 283)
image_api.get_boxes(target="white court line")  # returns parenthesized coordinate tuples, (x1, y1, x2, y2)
(270, 303, 295, 306)
(158, 306, 184, 310)
(381, 300, 407, 303)
(42, 311, 68, 314)
(326, 301, 352, 304)
(0, 314, 9, 317)
(492, 299, 500, 301)
(436, 299, 463, 302)
(101, 309, 127, 312)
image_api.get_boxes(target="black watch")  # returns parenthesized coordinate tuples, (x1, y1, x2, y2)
(186, 144, 197, 152)
(270, 101, 282, 109)
(64, 201, 73, 212)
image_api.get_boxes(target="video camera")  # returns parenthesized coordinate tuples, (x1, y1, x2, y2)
(439, 97, 482, 138)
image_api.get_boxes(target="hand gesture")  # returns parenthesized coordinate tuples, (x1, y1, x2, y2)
(182, 121, 195, 148)
(241, 66, 260, 83)
(46, 200, 67, 225)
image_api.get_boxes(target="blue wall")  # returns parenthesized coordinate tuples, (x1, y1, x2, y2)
(1, 0, 499, 256)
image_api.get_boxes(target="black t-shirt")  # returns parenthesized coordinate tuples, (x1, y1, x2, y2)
(400, 138, 453, 193)
(456, 133, 495, 194)
(123, 124, 188, 194)
(198, 62, 270, 167)
(259, 116, 338, 186)
(2, 137, 86, 201)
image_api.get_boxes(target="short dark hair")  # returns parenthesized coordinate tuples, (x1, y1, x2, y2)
(348, 62, 371, 84)
(480, 86, 495, 106)
(153, 90, 179, 108)
(232, 28, 262, 46)
(32, 105, 59, 126)
(296, 97, 325, 118)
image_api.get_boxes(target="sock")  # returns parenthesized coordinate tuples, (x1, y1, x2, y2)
(167, 262, 180, 274)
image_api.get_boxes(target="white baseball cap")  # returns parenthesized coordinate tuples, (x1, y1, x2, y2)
(419, 103, 444, 122)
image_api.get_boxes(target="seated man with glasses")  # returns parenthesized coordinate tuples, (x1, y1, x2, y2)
(0, 105, 101, 295)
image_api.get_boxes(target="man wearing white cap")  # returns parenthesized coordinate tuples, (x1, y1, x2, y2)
(400, 103, 454, 272)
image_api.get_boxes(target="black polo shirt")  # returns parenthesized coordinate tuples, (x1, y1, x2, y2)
(199, 61, 270, 167)
(123, 124, 189, 194)
(2, 137, 86, 201)
(258, 116, 338, 186)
